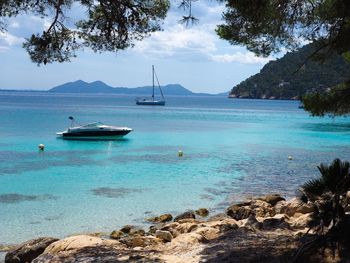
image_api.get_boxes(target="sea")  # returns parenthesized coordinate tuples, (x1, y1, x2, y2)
(1, 91, 350, 248)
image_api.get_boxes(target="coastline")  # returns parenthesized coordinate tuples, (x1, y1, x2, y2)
(3, 194, 323, 263)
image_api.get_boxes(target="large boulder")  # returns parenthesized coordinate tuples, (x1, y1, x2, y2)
(5, 237, 58, 263)
(32, 235, 132, 263)
(174, 211, 196, 222)
(38, 235, 118, 255)
(146, 214, 173, 223)
(226, 205, 254, 220)
(257, 194, 285, 206)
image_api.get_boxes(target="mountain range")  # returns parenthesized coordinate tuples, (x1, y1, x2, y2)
(230, 43, 350, 100)
(49, 80, 226, 96)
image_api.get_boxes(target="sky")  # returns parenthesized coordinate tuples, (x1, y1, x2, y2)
(0, 1, 274, 94)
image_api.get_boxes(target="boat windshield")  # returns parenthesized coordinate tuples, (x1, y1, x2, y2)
(82, 122, 104, 127)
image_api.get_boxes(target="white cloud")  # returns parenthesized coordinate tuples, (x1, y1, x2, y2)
(210, 52, 272, 64)
(134, 24, 217, 57)
(131, 2, 271, 66)
(0, 31, 24, 46)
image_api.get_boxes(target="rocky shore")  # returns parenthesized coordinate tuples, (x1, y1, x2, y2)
(4, 194, 332, 263)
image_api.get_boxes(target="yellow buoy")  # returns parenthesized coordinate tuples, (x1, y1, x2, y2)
(38, 144, 45, 151)
(178, 150, 183, 157)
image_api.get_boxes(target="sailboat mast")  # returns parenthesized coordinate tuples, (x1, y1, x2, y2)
(152, 65, 155, 100)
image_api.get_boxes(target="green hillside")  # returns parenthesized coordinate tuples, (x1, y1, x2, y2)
(230, 43, 350, 100)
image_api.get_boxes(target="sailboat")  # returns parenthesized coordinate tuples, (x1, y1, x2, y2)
(136, 65, 165, 106)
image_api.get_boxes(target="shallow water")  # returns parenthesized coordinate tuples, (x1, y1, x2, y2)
(0, 92, 350, 245)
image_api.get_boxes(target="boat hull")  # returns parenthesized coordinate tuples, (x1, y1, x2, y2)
(136, 100, 165, 106)
(57, 130, 132, 140)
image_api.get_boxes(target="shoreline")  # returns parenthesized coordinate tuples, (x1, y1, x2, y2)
(3, 193, 324, 262)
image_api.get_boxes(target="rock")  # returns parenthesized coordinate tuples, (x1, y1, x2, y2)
(250, 200, 275, 218)
(149, 223, 166, 234)
(174, 211, 196, 222)
(289, 213, 313, 229)
(195, 227, 219, 240)
(218, 223, 239, 232)
(274, 200, 288, 214)
(257, 194, 285, 206)
(155, 230, 173, 242)
(159, 223, 181, 238)
(280, 198, 314, 217)
(195, 208, 209, 217)
(40, 235, 118, 255)
(167, 232, 206, 248)
(244, 215, 262, 230)
(129, 228, 145, 237)
(32, 235, 130, 263)
(109, 230, 124, 240)
(5, 237, 58, 263)
(226, 205, 254, 220)
(146, 214, 173, 223)
(176, 223, 199, 234)
(121, 236, 161, 248)
(296, 203, 315, 214)
(207, 213, 230, 222)
(120, 225, 133, 234)
(1, 245, 17, 252)
(119, 225, 145, 236)
(262, 216, 290, 230)
(175, 218, 199, 224)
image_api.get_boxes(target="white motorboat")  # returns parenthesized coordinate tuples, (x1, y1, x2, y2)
(57, 117, 132, 140)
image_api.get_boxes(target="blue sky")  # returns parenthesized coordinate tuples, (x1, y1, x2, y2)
(0, 1, 273, 94)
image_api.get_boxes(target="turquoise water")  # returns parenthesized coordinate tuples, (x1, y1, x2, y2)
(1, 92, 350, 245)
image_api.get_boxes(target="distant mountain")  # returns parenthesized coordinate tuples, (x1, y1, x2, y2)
(229, 43, 350, 100)
(49, 80, 215, 96)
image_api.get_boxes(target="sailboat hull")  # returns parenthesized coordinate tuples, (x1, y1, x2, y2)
(136, 65, 165, 106)
(136, 100, 165, 106)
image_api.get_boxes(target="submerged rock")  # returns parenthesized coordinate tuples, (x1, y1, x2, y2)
(195, 208, 209, 217)
(174, 211, 196, 222)
(5, 237, 58, 263)
(146, 214, 173, 223)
